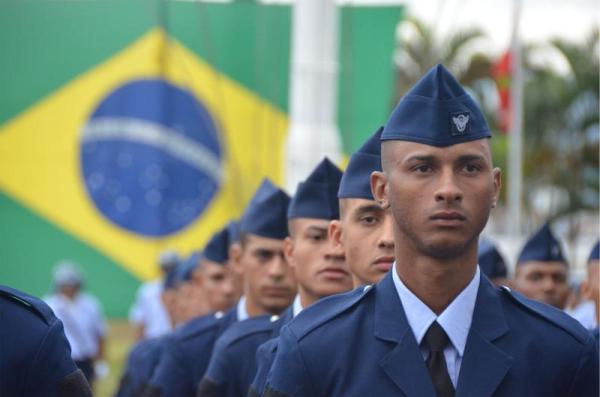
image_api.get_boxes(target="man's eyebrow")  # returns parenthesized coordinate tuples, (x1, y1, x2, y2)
(354, 204, 384, 215)
(404, 154, 436, 163)
(305, 225, 328, 234)
(456, 154, 487, 163)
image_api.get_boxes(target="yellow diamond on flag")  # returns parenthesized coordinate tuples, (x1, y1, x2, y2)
(0, 28, 287, 281)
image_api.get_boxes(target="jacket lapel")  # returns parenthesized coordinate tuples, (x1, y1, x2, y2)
(455, 277, 513, 397)
(375, 273, 438, 397)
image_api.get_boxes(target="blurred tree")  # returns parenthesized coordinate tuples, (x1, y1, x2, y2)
(393, 16, 492, 99)
(523, 28, 599, 227)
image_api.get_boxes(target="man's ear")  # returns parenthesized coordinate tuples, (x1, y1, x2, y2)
(371, 171, 390, 209)
(329, 220, 344, 251)
(229, 243, 244, 275)
(492, 167, 502, 208)
(283, 237, 296, 269)
(581, 280, 591, 300)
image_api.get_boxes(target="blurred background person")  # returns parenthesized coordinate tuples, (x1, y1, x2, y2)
(477, 238, 510, 286)
(45, 261, 107, 388)
(581, 241, 599, 339)
(514, 223, 570, 310)
(129, 250, 179, 341)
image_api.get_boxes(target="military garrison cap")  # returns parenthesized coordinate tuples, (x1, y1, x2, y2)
(381, 64, 491, 146)
(588, 241, 599, 264)
(478, 239, 508, 279)
(204, 226, 230, 264)
(288, 158, 342, 220)
(240, 179, 290, 239)
(517, 223, 567, 266)
(338, 127, 383, 200)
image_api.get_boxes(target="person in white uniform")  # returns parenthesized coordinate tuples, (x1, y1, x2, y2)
(129, 250, 179, 340)
(44, 261, 107, 387)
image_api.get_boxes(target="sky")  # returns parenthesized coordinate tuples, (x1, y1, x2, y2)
(255, 0, 599, 72)
(397, 0, 598, 54)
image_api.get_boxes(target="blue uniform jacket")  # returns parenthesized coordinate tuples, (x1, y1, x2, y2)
(265, 272, 599, 397)
(198, 309, 294, 397)
(115, 336, 165, 397)
(144, 309, 238, 397)
(0, 285, 92, 397)
(248, 309, 295, 397)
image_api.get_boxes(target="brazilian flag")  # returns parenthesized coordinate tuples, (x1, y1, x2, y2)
(0, 1, 401, 316)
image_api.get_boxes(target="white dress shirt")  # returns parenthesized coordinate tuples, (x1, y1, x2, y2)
(45, 292, 107, 361)
(392, 262, 480, 388)
(292, 295, 304, 317)
(237, 295, 249, 321)
(129, 280, 172, 339)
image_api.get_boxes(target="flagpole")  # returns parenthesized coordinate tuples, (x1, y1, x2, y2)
(508, 0, 523, 236)
(285, 0, 342, 193)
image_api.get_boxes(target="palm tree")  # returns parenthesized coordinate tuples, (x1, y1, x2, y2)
(523, 28, 599, 220)
(392, 15, 492, 100)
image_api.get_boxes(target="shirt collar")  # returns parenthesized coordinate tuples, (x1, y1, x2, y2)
(236, 295, 249, 321)
(292, 294, 304, 317)
(392, 262, 480, 356)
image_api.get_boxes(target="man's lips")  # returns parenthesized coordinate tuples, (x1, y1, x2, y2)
(262, 286, 292, 297)
(373, 256, 394, 272)
(318, 267, 351, 280)
(430, 211, 466, 225)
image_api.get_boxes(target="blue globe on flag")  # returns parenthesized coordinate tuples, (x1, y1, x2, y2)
(80, 79, 222, 237)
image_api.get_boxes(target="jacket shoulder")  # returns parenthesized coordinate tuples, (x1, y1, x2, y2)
(0, 285, 56, 325)
(218, 315, 275, 348)
(287, 286, 371, 340)
(501, 286, 592, 344)
(174, 313, 221, 341)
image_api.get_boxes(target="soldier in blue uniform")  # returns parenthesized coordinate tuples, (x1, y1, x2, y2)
(144, 179, 296, 397)
(264, 64, 599, 397)
(197, 158, 351, 397)
(0, 285, 92, 397)
(249, 128, 396, 396)
(116, 259, 194, 397)
(329, 126, 395, 287)
(477, 239, 508, 286)
(582, 241, 599, 343)
(514, 222, 571, 309)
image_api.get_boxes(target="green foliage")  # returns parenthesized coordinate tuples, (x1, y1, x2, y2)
(523, 28, 599, 218)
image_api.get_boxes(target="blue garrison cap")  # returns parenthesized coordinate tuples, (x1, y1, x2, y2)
(163, 263, 181, 290)
(288, 158, 342, 220)
(478, 239, 508, 279)
(517, 223, 567, 266)
(240, 179, 290, 239)
(176, 251, 202, 283)
(588, 241, 599, 264)
(381, 64, 491, 146)
(204, 226, 230, 264)
(338, 127, 383, 200)
(227, 220, 241, 246)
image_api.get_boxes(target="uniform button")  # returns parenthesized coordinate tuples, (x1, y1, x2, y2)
(270, 315, 280, 322)
(214, 311, 224, 319)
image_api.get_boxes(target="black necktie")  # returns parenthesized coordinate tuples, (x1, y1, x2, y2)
(423, 321, 455, 397)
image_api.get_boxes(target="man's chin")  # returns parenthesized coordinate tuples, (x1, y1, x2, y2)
(422, 239, 471, 259)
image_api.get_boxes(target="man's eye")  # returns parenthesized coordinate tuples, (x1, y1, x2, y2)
(528, 273, 543, 282)
(308, 234, 325, 242)
(463, 163, 480, 173)
(414, 165, 432, 173)
(361, 216, 378, 225)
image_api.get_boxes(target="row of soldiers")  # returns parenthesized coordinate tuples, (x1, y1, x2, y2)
(0, 63, 595, 397)
(115, 64, 599, 397)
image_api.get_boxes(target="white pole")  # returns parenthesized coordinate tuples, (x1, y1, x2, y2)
(285, 0, 342, 193)
(508, 0, 523, 236)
